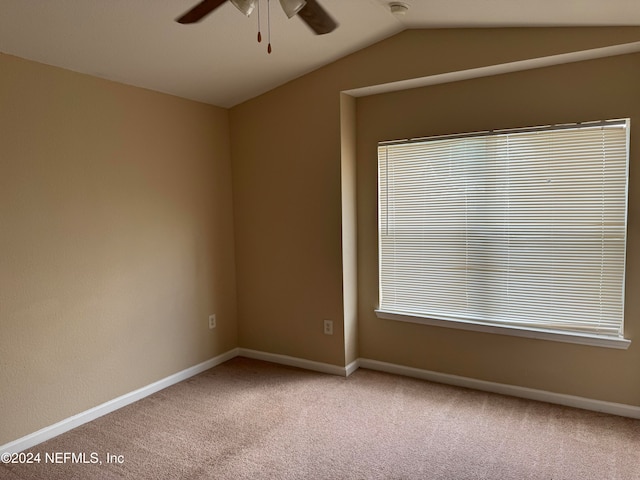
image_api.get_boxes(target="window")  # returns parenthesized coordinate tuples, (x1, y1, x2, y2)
(377, 119, 630, 349)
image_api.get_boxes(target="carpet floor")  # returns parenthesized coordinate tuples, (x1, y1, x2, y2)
(2, 357, 640, 479)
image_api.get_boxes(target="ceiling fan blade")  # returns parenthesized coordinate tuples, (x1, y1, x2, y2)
(297, 0, 338, 35)
(176, 0, 228, 24)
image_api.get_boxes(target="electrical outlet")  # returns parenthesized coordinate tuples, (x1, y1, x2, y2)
(323, 319, 333, 335)
(208, 314, 216, 329)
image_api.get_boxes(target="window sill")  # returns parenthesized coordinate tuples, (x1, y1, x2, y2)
(375, 310, 631, 350)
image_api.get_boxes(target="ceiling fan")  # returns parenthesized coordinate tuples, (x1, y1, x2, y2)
(176, 0, 338, 35)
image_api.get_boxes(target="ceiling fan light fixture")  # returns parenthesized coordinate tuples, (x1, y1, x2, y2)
(389, 2, 409, 15)
(279, 0, 307, 18)
(231, 0, 257, 16)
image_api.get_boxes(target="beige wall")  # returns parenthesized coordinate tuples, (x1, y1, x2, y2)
(230, 27, 640, 372)
(230, 74, 347, 364)
(340, 93, 358, 365)
(4, 26, 640, 447)
(357, 53, 640, 406)
(0, 53, 237, 444)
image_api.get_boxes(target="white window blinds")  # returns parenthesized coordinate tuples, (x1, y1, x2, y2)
(378, 120, 629, 339)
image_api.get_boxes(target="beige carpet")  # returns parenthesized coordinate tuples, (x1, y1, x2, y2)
(2, 357, 640, 479)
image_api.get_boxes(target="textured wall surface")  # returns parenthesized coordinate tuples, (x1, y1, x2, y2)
(4, 26, 640, 447)
(230, 27, 640, 374)
(0, 53, 238, 444)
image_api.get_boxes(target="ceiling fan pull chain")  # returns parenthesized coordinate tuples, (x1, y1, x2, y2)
(257, 0, 262, 42)
(267, 0, 272, 53)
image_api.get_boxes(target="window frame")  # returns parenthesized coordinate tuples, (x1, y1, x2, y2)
(376, 120, 631, 350)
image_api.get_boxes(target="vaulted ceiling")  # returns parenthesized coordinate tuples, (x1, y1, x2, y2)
(1, 0, 639, 107)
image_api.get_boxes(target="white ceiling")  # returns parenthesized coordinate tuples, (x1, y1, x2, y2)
(0, 0, 639, 108)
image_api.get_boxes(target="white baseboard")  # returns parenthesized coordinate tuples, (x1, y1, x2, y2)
(238, 348, 349, 376)
(345, 359, 360, 377)
(358, 358, 640, 419)
(5, 348, 639, 455)
(0, 348, 239, 455)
